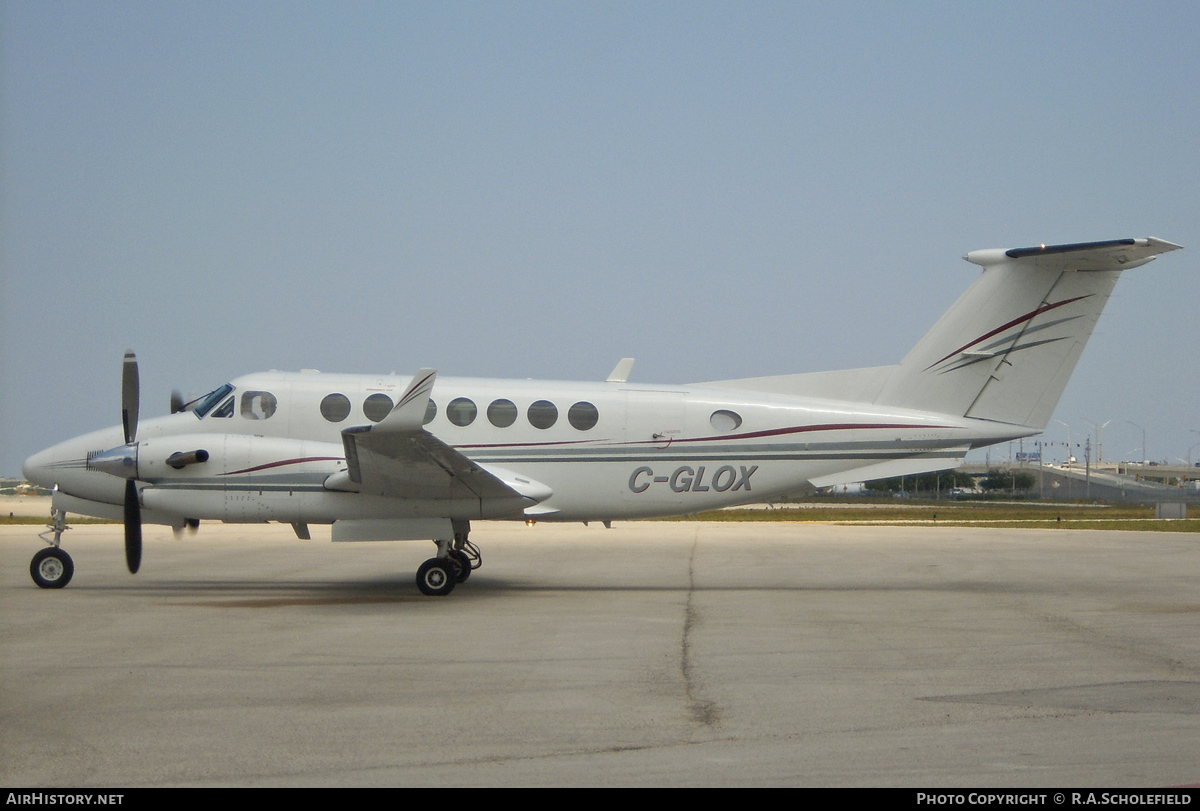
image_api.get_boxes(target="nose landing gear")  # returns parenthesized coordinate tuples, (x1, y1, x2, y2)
(31, 508, 74, 589)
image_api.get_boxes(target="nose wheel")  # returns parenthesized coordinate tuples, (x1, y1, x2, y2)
(31, 507, 74, 589)
(30, 547, 74, 589)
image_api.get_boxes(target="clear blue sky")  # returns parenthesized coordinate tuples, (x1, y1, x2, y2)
(3, 1, 1197, 475)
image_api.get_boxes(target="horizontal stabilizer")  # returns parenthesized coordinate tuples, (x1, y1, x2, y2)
(965, 237, 1181, 271)
(808, 447, 970, 489)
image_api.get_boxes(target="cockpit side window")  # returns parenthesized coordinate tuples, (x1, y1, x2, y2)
(193, 384, 234, 418)
(240, 390, 277, 420)
(210, 396, 235, 419)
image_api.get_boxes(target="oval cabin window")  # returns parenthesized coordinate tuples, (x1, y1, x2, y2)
(363, 393, 394, 423)
(527, 400, 558, 429)
(321, 393, 352, 422)
(710, 409, 742, 432)
(447, 398, 478, 427)
(567, 401, 599, 431)
(487, 399, 518, 428)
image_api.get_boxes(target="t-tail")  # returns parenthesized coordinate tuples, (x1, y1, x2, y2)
(875, 237, 1181, 428)
(701, 237, 1182, 431)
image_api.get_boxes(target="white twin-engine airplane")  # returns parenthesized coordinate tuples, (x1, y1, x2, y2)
(22, 237, 1182, 595)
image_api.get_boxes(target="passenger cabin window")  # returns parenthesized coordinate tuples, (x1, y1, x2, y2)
(240, 391, 277, 420)
(320, 393, 352, 422)
(528, 400, 558, 429)
(363, 393, 394, 423)
(447, 398, 477, 427)
(710, 409, 742, 432)
(193, 384, 234, 418)
(487, 399, 517, 428)
(568, 401, 599, 431)
(424, 399, 437, 425)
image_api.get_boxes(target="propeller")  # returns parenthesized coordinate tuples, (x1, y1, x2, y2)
(121, 350, 142, 574)
(124, 479, 142, 574)
(170, 390, 184, 414)
(122, 350, 139, 445)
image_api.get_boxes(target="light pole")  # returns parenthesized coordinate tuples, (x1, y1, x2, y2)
(1085, 419, 1111, 465)
(1054, 419, 1071, 466)
(1127, 421, 1147, 465)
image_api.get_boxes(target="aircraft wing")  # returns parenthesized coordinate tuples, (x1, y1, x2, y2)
(338, 369, 541, 505)
(343, 424, 525, 501)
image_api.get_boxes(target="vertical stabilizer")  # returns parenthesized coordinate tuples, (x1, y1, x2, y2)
(874, 238, 1181, 429)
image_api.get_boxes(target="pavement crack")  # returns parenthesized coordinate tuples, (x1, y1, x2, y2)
(681, 530, 721, 727)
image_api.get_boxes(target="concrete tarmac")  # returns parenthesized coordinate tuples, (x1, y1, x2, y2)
(2, 519, 1199, 787)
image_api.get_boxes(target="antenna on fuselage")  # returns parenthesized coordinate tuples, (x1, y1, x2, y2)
(606, 358, 635, 383)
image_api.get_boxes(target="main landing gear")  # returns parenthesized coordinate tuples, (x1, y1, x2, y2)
(415, 523, 480, 596)
(30, 508, 74, 589)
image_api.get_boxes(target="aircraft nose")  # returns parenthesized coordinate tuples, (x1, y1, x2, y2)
(22, 446, 57, 489)
(22, 440, 91, 490)
(20, 426, 128, 503)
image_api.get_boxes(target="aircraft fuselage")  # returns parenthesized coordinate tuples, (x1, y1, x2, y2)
(24, 370, 1028, 526)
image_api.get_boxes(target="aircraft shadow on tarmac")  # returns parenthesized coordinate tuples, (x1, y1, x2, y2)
(65, 572, 1049, 608)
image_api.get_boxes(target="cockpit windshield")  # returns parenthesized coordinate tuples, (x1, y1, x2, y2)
(192, 384, 235, 418)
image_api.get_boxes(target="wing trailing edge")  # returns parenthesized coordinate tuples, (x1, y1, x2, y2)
(334, 368, 553, 516)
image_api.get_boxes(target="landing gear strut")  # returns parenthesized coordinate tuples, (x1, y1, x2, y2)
(415, 521, 479, 596)
(31, 508, 74, 589)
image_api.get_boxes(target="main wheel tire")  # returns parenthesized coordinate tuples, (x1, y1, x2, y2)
(416, 558, 456, 596)
(448, 549, 472, 584)
(30, 548, 74, 589)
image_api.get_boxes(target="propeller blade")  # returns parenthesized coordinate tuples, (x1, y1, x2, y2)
(170, 390, 184, 414)
(124, 480, 142, 574)
(121, 350, 140, 445)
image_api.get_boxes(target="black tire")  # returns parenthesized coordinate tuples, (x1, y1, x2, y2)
(416, 558, 456, 596)
(30, 548, 74, 589)
(448, 549, 472, 584)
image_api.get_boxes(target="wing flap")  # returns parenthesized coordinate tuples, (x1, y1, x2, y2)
(346, 427, 523, 501)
